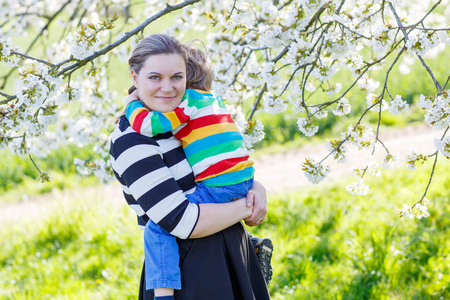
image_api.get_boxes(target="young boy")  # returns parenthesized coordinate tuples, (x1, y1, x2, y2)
(126, 44, 272, 298)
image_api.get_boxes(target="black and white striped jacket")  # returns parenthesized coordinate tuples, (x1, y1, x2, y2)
(110, 116, 199, 239)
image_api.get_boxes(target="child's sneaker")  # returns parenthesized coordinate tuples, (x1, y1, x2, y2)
(251, 236, 273, 284)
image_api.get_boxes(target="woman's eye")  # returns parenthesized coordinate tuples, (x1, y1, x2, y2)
(173, 75, 183, 80)
(149, 76, 160, 80)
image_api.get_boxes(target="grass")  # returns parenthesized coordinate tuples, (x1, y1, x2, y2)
(1, 158, 449, 299)
(249, 158, 450, 299)
(0, 145, 100, 205)
(0, 195, 142, 300)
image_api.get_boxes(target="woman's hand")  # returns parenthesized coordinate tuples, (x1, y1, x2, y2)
(243, 180, 268, 227)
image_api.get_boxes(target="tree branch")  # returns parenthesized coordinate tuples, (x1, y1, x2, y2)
(57, 0, 202, 77)
(389, 2, 442, 93)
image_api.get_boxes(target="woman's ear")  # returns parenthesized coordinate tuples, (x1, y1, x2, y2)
(131, 70, 138, 88)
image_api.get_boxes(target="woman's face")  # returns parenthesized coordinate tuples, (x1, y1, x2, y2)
(131, 53, 186, 113)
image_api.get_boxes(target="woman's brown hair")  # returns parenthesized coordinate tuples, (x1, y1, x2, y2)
(127, 34, 188, 94)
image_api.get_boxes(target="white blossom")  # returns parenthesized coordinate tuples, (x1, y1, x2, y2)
(258, 24, 283, 49)
(371, 25, 396, 53)
(434, 137, 450, 158)
(327, 83, 342, 96)
(406, 30, 441, 56)
(398, 204, 415, 219)
(358, 76, 380, 93)
(240, 119, 265, 151)
(381, 154, 399, 169)
(310, 106, 328, 119)
(66, 32, 99, 60)
(301, 157, 330, 184)
(343, 124, 374, 150)
(333, 98, 351, 116)
(297, 117, 319, 137)
(415, 203, 430, 219)
(366, 93, 387, 111)
(326, 139, 348, 162)
(263, 92, 287, 114)
(368, 159, 382, 177)
(406, 151, 418, 171)
(388, 95, 409, 115)
(419, 91, 450, 130)
(261, 62, 281, 85)
(10, 138, 30, 156)
(346, 179, 369, 196)
(311, 64, 337, 82)
(242, 64, 264, 88)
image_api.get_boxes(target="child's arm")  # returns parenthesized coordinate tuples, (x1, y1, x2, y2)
(125, 99, 190, 137)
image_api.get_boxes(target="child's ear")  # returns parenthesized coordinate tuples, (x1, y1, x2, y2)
(131, 70, 138, 88)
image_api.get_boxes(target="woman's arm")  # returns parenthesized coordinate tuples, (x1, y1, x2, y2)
(111, 121, 258, 240)
(190, 180, 268, 238)
(190, 196, 253, 238)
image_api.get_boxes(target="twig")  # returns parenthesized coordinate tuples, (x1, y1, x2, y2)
(0, 91, 13, 98)
(389, 2, 442, 93)
(229, 49, 254, 86)
(29, 154, 43, 175)
(11, 51, 55, 67)
(376, 46, 406, 140)
(411, 126, 449, 209)
(247, 83, 267, 121)
(443, 76, 450, 90)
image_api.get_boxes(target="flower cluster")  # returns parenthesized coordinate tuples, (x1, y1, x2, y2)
(332, 98, 351, 117)
(297, 117, 319, 137)
(381, 154, 399, 169)
(326, 139, 348, 162)
(301, 157, 330, 184)
(66, 32, 99, 61)
(406, 31, 442, 56)
(434, 137, 450, 158)
(405, 151, 428, 171)
(388, 95, 409, 115)
(419, 91, 450, 130)
(66, 13, 118, 60)
(241, 119, 265, 151)
(398, 200, 430, 219)
(263, 92, 287, 114)
(0, 37, 21, 66)
(346, 179, 370, 196)
(366, 93, 387, 112)
(371, 25, 396, 53)
(343, 124, 374, 150)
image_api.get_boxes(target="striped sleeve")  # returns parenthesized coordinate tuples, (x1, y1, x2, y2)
(110, 118, 199, 239)
(125, 100, 190, 137)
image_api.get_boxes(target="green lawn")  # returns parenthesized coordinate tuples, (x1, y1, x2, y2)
(1, 159, 449, 299)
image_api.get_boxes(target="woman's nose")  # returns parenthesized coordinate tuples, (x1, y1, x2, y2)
(160, 79, 173, 92)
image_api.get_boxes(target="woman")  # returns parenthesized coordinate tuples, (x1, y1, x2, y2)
(110, 34, 271, 300)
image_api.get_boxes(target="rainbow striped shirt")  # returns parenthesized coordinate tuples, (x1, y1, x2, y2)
(126, 89, 254, 187)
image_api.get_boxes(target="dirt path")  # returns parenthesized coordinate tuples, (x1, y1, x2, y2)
(0, 124, 444, 225)
(253, 124, 444, 193)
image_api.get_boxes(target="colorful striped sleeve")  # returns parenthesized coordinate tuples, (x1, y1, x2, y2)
(125, 100, 190, 137)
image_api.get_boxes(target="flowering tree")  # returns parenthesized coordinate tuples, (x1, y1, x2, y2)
(1, 0, 449, 219)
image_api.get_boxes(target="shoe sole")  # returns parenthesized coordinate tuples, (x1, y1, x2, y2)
(255, 239, 273, 284)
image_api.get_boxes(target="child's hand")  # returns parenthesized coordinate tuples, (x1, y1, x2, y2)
(123, 89, 139, 107)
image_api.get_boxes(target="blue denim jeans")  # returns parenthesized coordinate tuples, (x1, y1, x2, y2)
(144, 178, 254, 290)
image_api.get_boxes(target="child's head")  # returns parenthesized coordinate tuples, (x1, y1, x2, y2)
(184, 42, 213, 91)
